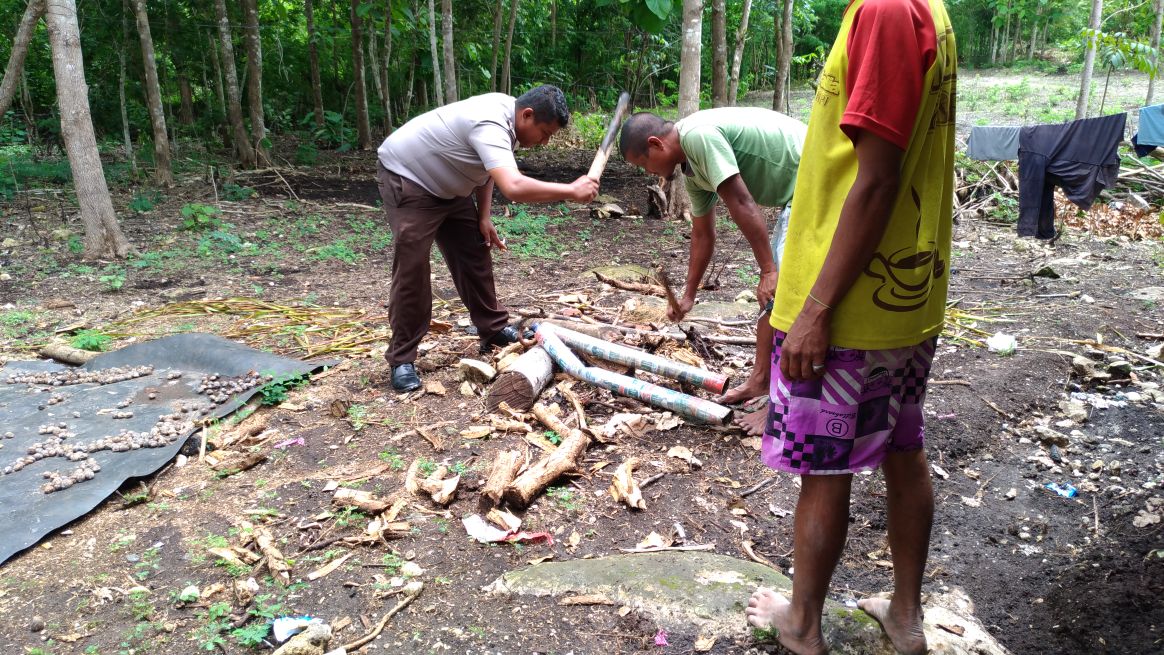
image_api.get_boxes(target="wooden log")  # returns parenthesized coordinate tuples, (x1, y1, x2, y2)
(39, 341, 100, 365)
(539, 319, 623, 341)
(480, 449, 524, 511)
(503, 404, 592, 508)
(486, 346, 554, 412)
(332, 488, 391, 514)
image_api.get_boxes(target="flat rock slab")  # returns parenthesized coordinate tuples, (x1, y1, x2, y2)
(490, 551, 1010, 655)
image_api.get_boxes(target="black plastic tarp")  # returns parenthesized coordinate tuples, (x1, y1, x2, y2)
(0, 333, 334, 566)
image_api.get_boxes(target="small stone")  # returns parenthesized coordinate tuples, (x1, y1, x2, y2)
(29, 616, 44, 632)
(1005, 488, 1017, 500)
(1107, 360, 1133, 375)
(1018, 530, 1031, 541)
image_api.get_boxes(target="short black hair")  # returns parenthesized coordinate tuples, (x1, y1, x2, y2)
(619, 112, 673, 159)
(515, 85, 570, 128)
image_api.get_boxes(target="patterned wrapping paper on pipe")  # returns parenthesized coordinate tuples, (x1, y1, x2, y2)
(537, 325, 732, 425)
(540, 322, 729, 394)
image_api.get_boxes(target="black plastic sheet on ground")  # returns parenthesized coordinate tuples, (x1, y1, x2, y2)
(0, 333, 335, 566)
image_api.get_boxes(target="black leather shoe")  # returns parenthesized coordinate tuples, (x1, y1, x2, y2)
(391, 363, 421, 392)
(479, 325, 521, 353)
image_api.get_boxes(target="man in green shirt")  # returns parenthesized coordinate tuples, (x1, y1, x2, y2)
(620, 108, 806, 433)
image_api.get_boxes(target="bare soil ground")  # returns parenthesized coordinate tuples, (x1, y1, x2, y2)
(1, 139, 1163, 654)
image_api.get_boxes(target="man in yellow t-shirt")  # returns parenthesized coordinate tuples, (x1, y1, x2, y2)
(742, 0, 957, 654)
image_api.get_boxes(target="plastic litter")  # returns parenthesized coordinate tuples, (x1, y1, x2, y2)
(1044, 482, 1078, 498)
(274, 437, 305, 449)
(272, 616, 322, 643)
(462, 514, 553, 545)
(655, 629, 669, 646)
(986, 332, 1017, 356)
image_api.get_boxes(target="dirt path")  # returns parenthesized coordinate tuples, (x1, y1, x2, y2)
(0, 147, 1162, 654)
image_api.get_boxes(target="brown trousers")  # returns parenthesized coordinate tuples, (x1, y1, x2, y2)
(376, 164, 509, 365)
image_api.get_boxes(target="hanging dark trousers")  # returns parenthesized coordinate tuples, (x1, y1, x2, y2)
(1017, 113, 1125, 239)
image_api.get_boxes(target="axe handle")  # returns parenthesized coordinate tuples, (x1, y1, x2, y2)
(587, 92, 632, 182)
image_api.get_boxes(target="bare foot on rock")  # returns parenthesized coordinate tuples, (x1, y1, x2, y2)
(857, 597, 927, 655)
(716, 376, 767, 405)
(734, 407, 768, 436)
(745, 588, 828, 655)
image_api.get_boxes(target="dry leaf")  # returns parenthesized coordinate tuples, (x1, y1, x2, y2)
(636, 531, 672, 550)
(567, 531, 582, 548)
(667, 445, 703, 468)
(694, 635, 717, 651)
(654, 412, 682, 431)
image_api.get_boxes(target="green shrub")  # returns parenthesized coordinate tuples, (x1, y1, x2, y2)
(71, 329, 112, 352)
(179, 203, 222, 231)
(223, 183, 256, 201)
(295, 142, 319, 165)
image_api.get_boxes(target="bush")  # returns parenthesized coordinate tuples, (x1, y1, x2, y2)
(179, 203, 222, 231)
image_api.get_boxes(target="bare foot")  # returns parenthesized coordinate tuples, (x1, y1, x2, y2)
(745, 588, 828, 655)
(857, 597, 927, 655)
(716, 375, 768, 405)
(734, 407, 768, 436)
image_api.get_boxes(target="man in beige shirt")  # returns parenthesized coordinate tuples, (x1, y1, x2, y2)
(376, 85, 598, 391)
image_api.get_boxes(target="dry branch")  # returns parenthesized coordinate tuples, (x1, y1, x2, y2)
(503, 404, 592, 508)
(593, 271, 667, 297)
(480, 449, 524, 510)
(610, 457, 646, 509)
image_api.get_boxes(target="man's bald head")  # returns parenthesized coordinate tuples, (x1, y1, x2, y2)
(619, 112, 675, 159)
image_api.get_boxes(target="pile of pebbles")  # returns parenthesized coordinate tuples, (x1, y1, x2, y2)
(2, 368, 275, 494)
(197, 371, 273, 405)
(5, 365, 155, 387)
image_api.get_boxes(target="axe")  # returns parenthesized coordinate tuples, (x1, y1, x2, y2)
(586, 91, 632, 182)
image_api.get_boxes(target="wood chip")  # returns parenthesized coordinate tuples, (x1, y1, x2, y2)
(307, 552, 353, 580)
(559, 594, 614, 606)
(937, 623, 966, 636)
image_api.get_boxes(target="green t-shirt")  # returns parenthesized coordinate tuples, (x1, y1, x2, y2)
(676, 108, 806, 217)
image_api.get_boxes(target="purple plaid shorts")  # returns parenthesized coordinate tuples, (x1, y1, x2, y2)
(762, 331, 937, 475)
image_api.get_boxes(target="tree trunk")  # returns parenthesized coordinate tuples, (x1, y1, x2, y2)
(503, 0, 519, 95)
(382, 2, 394, 131)
(440, 0, 457, 103)
(367, 21, 383, 108)
(305, 0, 325, 130)
(350, 0, 372, 148)
(666, 0, 702, 222)
(711, 0, 727, 107)
(241, 0, 269, 162)
(177, 75, 194, 125)
(131, 0, 173, 186)
(1149, 0, 1164, 104)
(208, 32, 226, 119)
(551, 0, 557, 49)
(772, 0, 793, 112)
(990, 16, 999, 65)
(118, 0, 135, 174)
(1009, 16, 1021, 63)
(214, 0, 256, 167)
(490, 0, 503, 91)
(426, 0, 443, 106)
(0, 0, 45, 122)
(44, 0, 130, 259)
(1076, 0, 1103, 119)
(1027, 17, 1039, 60)
(727, 0, 753, 105)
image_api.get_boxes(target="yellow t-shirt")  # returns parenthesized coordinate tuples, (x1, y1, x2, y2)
(770, 0, 957, 349)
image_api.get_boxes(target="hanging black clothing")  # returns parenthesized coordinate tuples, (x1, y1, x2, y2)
(1017, 113, 1125, 239)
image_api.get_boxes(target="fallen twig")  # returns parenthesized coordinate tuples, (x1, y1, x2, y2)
(341, 582, 423, 650)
